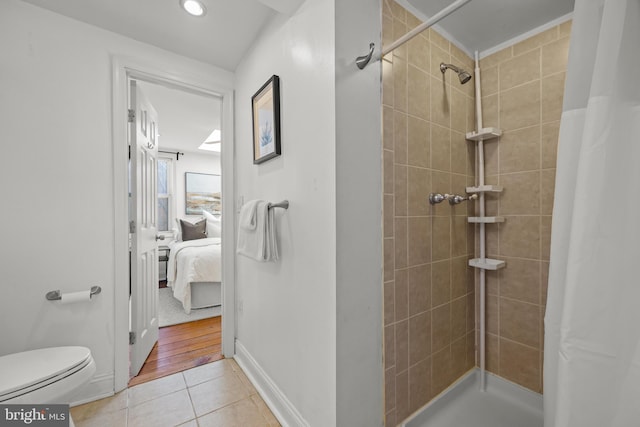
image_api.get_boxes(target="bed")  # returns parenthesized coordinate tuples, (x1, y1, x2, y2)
(166, 237, 221, 314)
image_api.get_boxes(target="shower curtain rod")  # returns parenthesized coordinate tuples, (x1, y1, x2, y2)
(356, 0, 472, 69)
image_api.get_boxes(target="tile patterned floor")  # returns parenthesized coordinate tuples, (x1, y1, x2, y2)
(71, 358, 280, 427)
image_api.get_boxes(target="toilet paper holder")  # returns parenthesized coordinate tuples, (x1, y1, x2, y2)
(46, 286, 102, 301)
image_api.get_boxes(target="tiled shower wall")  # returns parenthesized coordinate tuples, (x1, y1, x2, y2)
(480, 21, 571, 393)
(382, 1, 477, 424)
(382, 0, 571, 424)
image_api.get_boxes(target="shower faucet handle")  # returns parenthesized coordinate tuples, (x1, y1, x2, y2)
(429, 193, 452, 204)
(448, 194, 478, 205)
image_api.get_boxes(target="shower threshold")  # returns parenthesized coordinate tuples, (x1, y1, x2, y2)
(402, 368, 542, 427)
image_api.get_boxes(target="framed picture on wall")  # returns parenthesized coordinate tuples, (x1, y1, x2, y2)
(251, 75, 281, 164)
(185, 172, 221, 215)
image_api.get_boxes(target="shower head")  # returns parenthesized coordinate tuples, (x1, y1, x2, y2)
(440, 63, 472, 84)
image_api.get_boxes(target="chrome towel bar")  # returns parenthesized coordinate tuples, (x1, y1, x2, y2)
(46, 286, 102, 301)
(268, 200, 289, 210)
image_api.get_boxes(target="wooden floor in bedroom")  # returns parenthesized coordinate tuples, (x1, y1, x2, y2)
(128, 316, 223, 387)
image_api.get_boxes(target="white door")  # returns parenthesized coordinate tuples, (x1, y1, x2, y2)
(129, 80, 160, 377)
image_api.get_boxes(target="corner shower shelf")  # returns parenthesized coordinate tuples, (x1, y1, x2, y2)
(466, 185, 503, 194)
(469, 258, 506, 270)
(468, 216, 505, 224)
(466, 127, 502, 141)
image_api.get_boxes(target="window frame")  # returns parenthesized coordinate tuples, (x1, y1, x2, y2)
(157, 154, 176, 237)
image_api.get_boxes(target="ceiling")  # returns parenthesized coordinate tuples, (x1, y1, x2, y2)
(398, 0, 575, 55)
(137, 81, 222, 155)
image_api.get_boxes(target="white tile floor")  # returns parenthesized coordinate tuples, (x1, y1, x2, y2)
(71, 359, 280, 427)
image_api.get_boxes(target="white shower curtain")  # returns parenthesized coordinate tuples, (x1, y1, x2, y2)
(544, 0, 640, 426)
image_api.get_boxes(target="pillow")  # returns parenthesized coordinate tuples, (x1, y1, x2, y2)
(203, 210, 222, 238)
(179, 219, 207, 241)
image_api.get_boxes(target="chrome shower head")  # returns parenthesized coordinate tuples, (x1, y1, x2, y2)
(440, 62, 472, 84)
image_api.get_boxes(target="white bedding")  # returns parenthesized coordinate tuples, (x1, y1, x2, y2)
(167, 237, 221, 313)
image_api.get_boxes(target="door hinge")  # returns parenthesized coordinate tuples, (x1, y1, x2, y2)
(129, 220, 136, 234)
(129, 331, 136, 345)
(128, 109, 135, 123)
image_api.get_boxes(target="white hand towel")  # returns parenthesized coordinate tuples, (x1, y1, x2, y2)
(237, 200, 280, 262)
(239, 199, 260, 231)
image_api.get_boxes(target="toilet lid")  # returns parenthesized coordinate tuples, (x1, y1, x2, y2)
(0, 346, 92, 398)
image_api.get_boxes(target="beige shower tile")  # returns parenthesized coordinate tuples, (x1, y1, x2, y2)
(431, 345, 452, 396)
(395, 268, 409, 322)
(500, 339, 541, 393)
(499, 258, 540, 304)
(385, 410, 397, 427)
(451, 256, 469, 299)
(382, 58, 394, 107)
(466, 292, 475, 334)
(432, 303, 451, 353)
(384, 194, 394, 238)
(394, 164, 408, 216)
(499, 49, 540, 91)
(466, 331, 476, 370)
(406, 11, 421, 31)
(382, 11, 393, 39)
(481, 65, 499, 96)
(390, 3, 407, 23)
(431, 124, 451, 172)
(500, 298, 540, 348)
(395, 369, 410, 422)
(542, 121, 560, 169)
(431, 75, 451, 128)
(384, 149, 394, 194)
(451, 335, 468, 379)
(395, 217, 408, 269)
(409, 264, 431, 316)
(559, 20, 572, 38)
(392, 18, 408, 60)
(541, 216, 552, 261)
(408, 116, 430, 168)
(480, 46, 512, 69)
(486, 294, 499, 335)
(486, 333, 500, 374)
(542, 37, 570, 77)
(451, 88, 467, 133)
(451, 43, 473, 69)
(486, 223, 499, 257)
(541, 169, 556, 215)
(409, 358, 432, 413)
(450, 173, 468, 217)
(408, 65, 430, 120)
(396, 320, 409, 373)
(541, 72, 566, 123)
(385, 367, 396, 414)
(541, 261, 550, 305)
(429, 29, 451, 58)
(499, 171, 541, 216)
(451, 296, 467, 341)
(393, 56, 408, 112)
(384, 280, 395, 326)
(499, 125, 541, 173)
(500, 81, 540, 130)
(466, 95, 476, 133)
(383, 105, 394, 150)
(384, 238, 394, 281)
(431, 216, 451, 261)
(408, 31, 430, 72)
(512, 27, 558, 56)
(432, 260, 451, 307)
(499, 216, 540, 259)
(451, 215, 468, 258)
(481, 94, 499, 130)
(408, 166, 431, 216)
(394, 111, 408, 164)
(483, 138, 499, 176)
(409, 311, 432, 365)
(408, 217, 431, 266)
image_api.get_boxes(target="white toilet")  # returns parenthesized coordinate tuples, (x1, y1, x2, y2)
(0, 346, 96, 424)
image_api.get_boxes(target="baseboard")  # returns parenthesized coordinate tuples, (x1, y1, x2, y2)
(70, 373, 114, 407)
(234, 340, 309, 427)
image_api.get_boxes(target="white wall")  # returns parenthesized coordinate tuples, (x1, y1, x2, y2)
(233, 0, 337, 425)
(0, 0, 233, 400)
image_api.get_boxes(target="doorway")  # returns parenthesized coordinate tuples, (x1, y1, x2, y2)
(128, 79, 224, 385)
(112, 56, 235, 393)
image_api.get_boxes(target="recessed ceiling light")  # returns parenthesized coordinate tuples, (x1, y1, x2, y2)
(180, 0, 207, 17)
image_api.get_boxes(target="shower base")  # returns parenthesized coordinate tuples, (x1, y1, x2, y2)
(402, 368, 542, 427)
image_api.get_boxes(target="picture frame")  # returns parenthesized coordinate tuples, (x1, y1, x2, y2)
(185, 172, 221, 215)
(251, 75, 281, 164)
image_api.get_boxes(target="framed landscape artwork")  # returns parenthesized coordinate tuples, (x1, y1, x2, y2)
(185, 172, 221, 215)
(251, 75, 281, 164)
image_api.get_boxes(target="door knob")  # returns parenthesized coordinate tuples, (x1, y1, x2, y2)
(156, 235, 165, 241)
